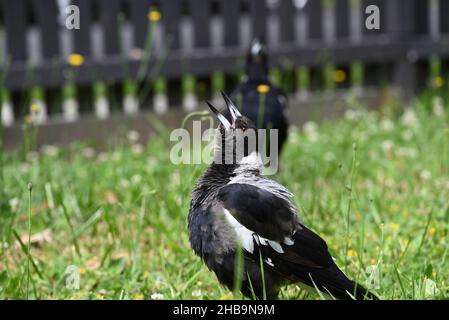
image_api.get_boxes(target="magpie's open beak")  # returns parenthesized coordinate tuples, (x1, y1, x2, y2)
(221, 92, 242, 124)
(207, 92, 242, 130)
(206, 101, 231, 129)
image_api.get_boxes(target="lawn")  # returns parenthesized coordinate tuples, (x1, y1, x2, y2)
(1, 92, 448, 300)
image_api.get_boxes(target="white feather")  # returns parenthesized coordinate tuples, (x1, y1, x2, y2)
(223, 209, 254, 253)
(268, 240, 284, 253)
(265, 257, 274, 267)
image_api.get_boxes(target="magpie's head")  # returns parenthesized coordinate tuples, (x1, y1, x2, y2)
(207, 92, 259, 165)
(245, 38, 268, 80)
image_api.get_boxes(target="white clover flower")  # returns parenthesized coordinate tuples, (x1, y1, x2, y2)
(82, 147, 96, 159)
(112, 151, 122, 162)
(120, 179, 130, 188)
(127, 130, 140, 143)
(131, 174, 142, 184)
(131, 144, 144, 154)
(421, 278, 440, 298)
(19, 163, 30, 173)
(40, 145, 59, 156)
(9, 198, 19, 213)
(170, 172, 180, 185)
(419, 170, 432, 181)
(381, 140, 394, 152)
(432, 96, 445, 117)
(303, 121, 318, 133)
(147, 156, 157, 167)
(400, 108, 419, 128)
(27, 151, 39, 162)
(150, 292, 164, 300)
(351, 130, 368, 142)
(192, 290, 202, 297)
(344, 109, 363, 121)
(364, 265, 380, 290)
(288, 127, 300, 144)
(97, 152, 108, 162)
(302, 121, 319, 142)
(380, 119, 394, 132)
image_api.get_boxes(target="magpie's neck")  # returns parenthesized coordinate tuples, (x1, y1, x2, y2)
(246, 63, 269, 82)
(192, 163, 237, 208)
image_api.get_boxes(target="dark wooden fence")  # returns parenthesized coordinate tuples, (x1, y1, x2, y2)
(1, 0, 449, 125)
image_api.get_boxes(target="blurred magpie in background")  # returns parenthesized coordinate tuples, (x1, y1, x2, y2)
(188, 94, 378, 300)
(230, 38, 289, 157)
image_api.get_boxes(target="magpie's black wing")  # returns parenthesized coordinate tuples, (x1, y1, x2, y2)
(218, 183, 378, 300)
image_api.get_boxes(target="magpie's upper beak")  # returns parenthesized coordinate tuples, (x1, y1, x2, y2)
(206, 92, 242, 130)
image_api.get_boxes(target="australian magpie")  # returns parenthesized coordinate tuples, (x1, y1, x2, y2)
(188, 93, 378, 300)
(230, 38, 289, 156)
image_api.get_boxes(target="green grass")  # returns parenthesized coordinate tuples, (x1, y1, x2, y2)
(1, 93, 449, 300)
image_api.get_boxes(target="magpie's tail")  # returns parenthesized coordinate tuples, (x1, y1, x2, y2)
(345, 280, 379, 300)
(307, 266, 379, 300)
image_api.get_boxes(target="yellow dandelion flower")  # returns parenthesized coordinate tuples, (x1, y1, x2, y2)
(67, 53, 84, 67)
(79, 267, 87, 274)
(433, 76, 444, 88)
(333, 69, 346, 83)
(30, 103, 40, 113)
(133, 293, 144, 300)
(432, 271, 436, 278)
(219, 292, 234, 300)
(370, 259, 376, 264)
(429, 227, 436, 236)
(257, 84, 270, 94)
(95, 293, 104, 300)
(402, 239, 409, 247)
(390, 223, 400, 231)
(347, 249, 357, 257)
(148, 9, 161, 22)
(142, 271, 149, 279)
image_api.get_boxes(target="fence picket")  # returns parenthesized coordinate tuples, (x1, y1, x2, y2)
(72, 0, 92, 56)
(2, 0, 27, 61)
(305, 0, 323, 41)
(32, 0, 60, 60)
(222, 0, 239, 47)
(99, 0, 120, 55)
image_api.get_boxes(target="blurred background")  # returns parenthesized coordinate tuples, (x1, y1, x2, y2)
(1, 0, 449, 148)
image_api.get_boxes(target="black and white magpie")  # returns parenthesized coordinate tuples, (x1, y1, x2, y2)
(188, 93, 378, 300)
(230, 38, 289, 156)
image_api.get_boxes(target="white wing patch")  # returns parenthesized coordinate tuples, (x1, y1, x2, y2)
(223, 209, 294, 255)
(223, 209, 254, 253)
(265, 257, 274, 267)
